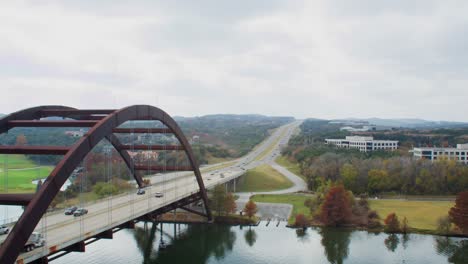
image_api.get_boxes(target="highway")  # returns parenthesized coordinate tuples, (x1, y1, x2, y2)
(3, 121, 302, 263)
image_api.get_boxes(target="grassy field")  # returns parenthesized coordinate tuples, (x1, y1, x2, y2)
(251, 194, 312, 224)
(275, 156, 305, 181)
(237, 164, 293, 192)
(369, 200, 454, 230)
(0, 154, 37, 169)
(0, 154, 53, 192)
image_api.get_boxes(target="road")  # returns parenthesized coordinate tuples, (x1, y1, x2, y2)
(2, 120, 305, 263)
(236, 121, 306, 206)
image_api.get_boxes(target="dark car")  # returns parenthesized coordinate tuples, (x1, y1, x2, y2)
(73, 208, 88, 217)
(64, 206, 78, 215)
(137, 188, 145, 195)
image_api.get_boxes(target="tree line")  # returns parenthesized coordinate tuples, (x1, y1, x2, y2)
(289, 151, 468, 195)
(283, 119, 468, 195)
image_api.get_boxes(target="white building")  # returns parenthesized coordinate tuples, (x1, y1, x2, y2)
(325, 136, 398, 152)
(340, 126, 376, 132)
(412, 144, 468, 164)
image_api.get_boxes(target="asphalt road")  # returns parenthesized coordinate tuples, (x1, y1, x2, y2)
(235, 121, 307, 220)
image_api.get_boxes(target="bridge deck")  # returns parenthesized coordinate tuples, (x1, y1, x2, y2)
(14, 170, 243, 263)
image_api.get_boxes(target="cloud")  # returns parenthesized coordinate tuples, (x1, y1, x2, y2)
(0, 0, 467, 121)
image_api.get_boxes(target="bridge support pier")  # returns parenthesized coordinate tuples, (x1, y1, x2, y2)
(29, 256, 48, 264)
(96, 229, 113, 239)
(64, 241, 85, 253)
(119, 220, 135, 229)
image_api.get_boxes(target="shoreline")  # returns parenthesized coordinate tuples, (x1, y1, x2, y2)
(153, 212, 467, 238)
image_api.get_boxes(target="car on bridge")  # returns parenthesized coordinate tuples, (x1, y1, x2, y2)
(64, 206, 78, 215)
(0, 225, 9, 235)
(154, 192, 164, 198)
(73, 208, 88, 217)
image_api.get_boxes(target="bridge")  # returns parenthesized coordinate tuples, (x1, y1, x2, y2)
(0, 105, 300, 264)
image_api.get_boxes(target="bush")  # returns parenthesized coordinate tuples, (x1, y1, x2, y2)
(368, 210, 380, 220)
(401, 217, 409, 234)
(93, 182, 119, 198)
(437, 215, 452, 234)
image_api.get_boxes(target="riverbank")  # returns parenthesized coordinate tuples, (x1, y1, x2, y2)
(251, 193, 465, 238)
(158, 211, 259, 226)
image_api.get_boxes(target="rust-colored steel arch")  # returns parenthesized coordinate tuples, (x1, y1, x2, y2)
(0, 105, 144, 188)
(0, 105, 212, 264)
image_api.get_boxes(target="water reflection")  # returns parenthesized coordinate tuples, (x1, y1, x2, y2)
(384, 234, 399, 252)
(295, 228, 309, 243)
(435, 237, 468, 264)
(244, 228, 257, 247)
(135, 223, 236, 263)
(319, 228, 351, 264)
(401, 234, 410, 250)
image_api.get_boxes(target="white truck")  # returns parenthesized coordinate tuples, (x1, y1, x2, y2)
(0, 232, 45, 252)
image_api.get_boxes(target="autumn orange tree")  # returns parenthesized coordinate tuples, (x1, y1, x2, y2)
(449, 191, 468, 234)
(384, 213, 400, 233)
(294, 214, 308, 228)
(244, 200, 258, 219)
(320, 185, 351, 227)
(15, 134, 27, 146)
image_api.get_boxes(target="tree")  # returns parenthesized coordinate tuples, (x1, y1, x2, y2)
(224, 193, 237, 215)
(243, 200, 258, 219)
(401, 216, 409, 234)
(211, 185, 227, 216)
(320, 185, 352, 227)
(384, 213, 400, 233)
(449, 191, 468, 234)
(368, 169, 389, 194)
(340, 163, 358, 191)
(437, 215, 452, 234)
(294, 214, 308, 228)
(15, 134, 27, 146)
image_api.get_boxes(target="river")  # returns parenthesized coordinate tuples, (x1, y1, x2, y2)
(51, 222, 467, 264)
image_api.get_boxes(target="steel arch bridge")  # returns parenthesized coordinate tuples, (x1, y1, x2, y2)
(0, 105, 212, 264)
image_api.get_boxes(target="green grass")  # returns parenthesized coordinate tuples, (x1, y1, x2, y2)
(0, 154, 37, 169)
(369, 200, 454, 231)
(275, 156, 305, 181)
(237, 164, 293, 192)
(0, 154, 53, 192)
(0, 166, 53, 192)
(251, 194, 313, 224)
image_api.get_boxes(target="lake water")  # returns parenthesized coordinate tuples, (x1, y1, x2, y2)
(51, 222, 468, 264)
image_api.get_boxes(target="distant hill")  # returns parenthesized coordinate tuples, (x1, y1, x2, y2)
(174, 114, 294, 123)
(334, 118, 468, 129)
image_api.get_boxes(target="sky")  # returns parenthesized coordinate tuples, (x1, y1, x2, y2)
(1, 0, 468, 121)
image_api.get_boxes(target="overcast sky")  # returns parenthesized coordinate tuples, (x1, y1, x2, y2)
(1, 1, 468, 121)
